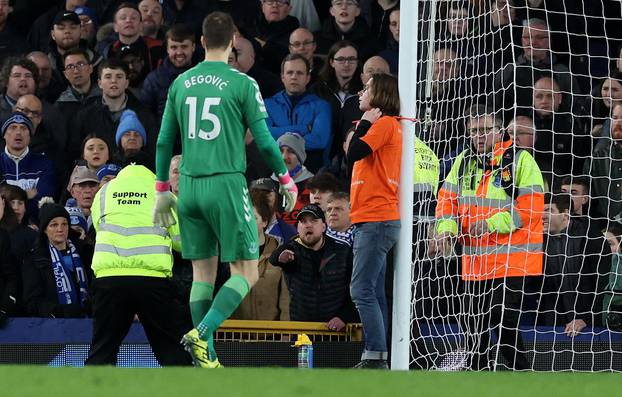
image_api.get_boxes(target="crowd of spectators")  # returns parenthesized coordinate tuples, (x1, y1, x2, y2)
(0, 0, 621, 363)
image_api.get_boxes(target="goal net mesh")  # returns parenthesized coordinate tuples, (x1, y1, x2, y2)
(409, 0, 622, 371)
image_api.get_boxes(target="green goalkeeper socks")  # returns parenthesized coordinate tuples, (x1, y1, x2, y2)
(197, 275, 250, 359)
(189, 281, 214, 328)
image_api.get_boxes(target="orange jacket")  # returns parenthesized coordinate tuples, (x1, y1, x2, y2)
(436, 140, 544, 281)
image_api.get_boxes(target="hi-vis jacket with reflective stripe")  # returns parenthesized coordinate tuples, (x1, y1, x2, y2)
(414, 137, 439, 195)
(436, 140, 544, 281)
(413, 137, 439, 222)
(91, 165, 181, 278)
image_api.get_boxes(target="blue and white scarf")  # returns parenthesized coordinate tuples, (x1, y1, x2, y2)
(49, 240, 88, 307)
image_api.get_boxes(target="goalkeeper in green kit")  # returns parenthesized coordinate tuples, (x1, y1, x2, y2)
(152, 12, 298, 368)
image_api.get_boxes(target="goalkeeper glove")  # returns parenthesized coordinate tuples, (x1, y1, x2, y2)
(153, 181, 177, 227)
(278, 172, 298, 212)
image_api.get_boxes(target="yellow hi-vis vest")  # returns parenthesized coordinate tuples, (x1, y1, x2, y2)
(413, 137, 440, 195)
(90, 165, 181, 278)
(413, 137, 440, 222)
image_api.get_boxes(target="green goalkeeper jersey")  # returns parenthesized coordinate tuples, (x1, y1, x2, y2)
(156, 61, 283, 180)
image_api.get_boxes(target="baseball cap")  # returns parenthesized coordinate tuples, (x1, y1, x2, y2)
(68, 166, 98, 189)
(53, 11, 81, 26)
(296, 204, 326, 223)
(250, 178, 278, 193)
(118, 44, 142, 58)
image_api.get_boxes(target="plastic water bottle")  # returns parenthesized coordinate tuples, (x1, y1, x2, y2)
(294, 334, 313, 368)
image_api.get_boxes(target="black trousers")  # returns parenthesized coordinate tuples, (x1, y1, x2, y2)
(85, 276, 192, 366)
(461, 277, 531, 371)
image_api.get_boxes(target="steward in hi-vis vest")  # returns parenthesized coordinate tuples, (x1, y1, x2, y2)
(85, 160, 191, 367)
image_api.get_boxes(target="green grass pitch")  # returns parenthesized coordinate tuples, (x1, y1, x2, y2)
(1, 366, 618, 397)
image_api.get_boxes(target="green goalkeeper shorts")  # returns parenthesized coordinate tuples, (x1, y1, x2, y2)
(177, 172, 259, 262)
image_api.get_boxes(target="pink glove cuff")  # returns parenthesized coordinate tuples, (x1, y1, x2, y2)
(155, 181, 170, 192)
(277, 173, 293, 185)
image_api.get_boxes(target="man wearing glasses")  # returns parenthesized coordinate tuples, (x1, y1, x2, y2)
(317, 0, 377, 62)
(288, 28, 323, 85)
(435, 104, 544, 370)
(255, 0, 300, 74)
(56, 48, 100, 119)
(16, 94, 69, 188)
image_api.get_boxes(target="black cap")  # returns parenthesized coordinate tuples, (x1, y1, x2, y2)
(296, 204, 326, 223)
(118, 44, 141, 58)
(249, 178, 278, 193)
(53, 11, 81, 26)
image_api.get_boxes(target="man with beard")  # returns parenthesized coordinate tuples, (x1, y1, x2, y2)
(46, 11, 82, 102)
(118, 45, 148, 93)
(138, 0, 165, 41)
(270, 203, 357, 330)
(99, 3, 164, 74)
(140, 24, 195, 120)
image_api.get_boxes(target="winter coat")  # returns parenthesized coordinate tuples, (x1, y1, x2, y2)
(0, 149, 57, 216)
(68, 93, 159, 163)
(316, 17, 377, 62)
(233, 235, 290, 321)
(22, 238, 92, 318)
(139, 57, 191, 120)
(265, 91, 332, 170)
(253, 15, 300, 74)
(539, 218, 610, 326)
(270, 234, 358, 323)
(583, 141, 622, 220)
(0, 228, 18, 315)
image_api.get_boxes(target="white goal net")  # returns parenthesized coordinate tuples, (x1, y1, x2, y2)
(410, 0, 622, 371)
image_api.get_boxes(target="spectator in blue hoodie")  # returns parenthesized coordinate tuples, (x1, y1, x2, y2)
(0, 112, 56, 220)
(265, 53, 332, 173)
(139, 23, 196, 120)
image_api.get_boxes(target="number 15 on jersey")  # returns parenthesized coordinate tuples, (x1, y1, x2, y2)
(185, 96, 222, 141)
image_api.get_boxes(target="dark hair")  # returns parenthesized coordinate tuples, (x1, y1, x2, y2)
(368, 73, 400, 116)
(327, 191, 350, 203)
(63, 47, 91, 67)
(115, 2, 141, 20)
(0, 57, 39, 93)
(281, 53, 310, 74)
(202, 12, 235, 50)
(545, 192, 572, 214)
(0, 196, 19, 231)
(0, 184, 27, 203)
(591, 72, 622, 120)
(251, 192, 273, 227)
(166, 23, 196, 44)
(560, 175, 589, 191)
(306, 172, 340, 193)
(98, 58, 129, 79)
(318, 40, 362, 94)
(251, 189, 277, 215)
(608, 222, 622, 240)
(81, 134, 110, 160)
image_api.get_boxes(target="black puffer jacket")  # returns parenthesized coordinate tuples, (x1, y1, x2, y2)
(539, 218, 610, 327)
(270, 234, 358, 323)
